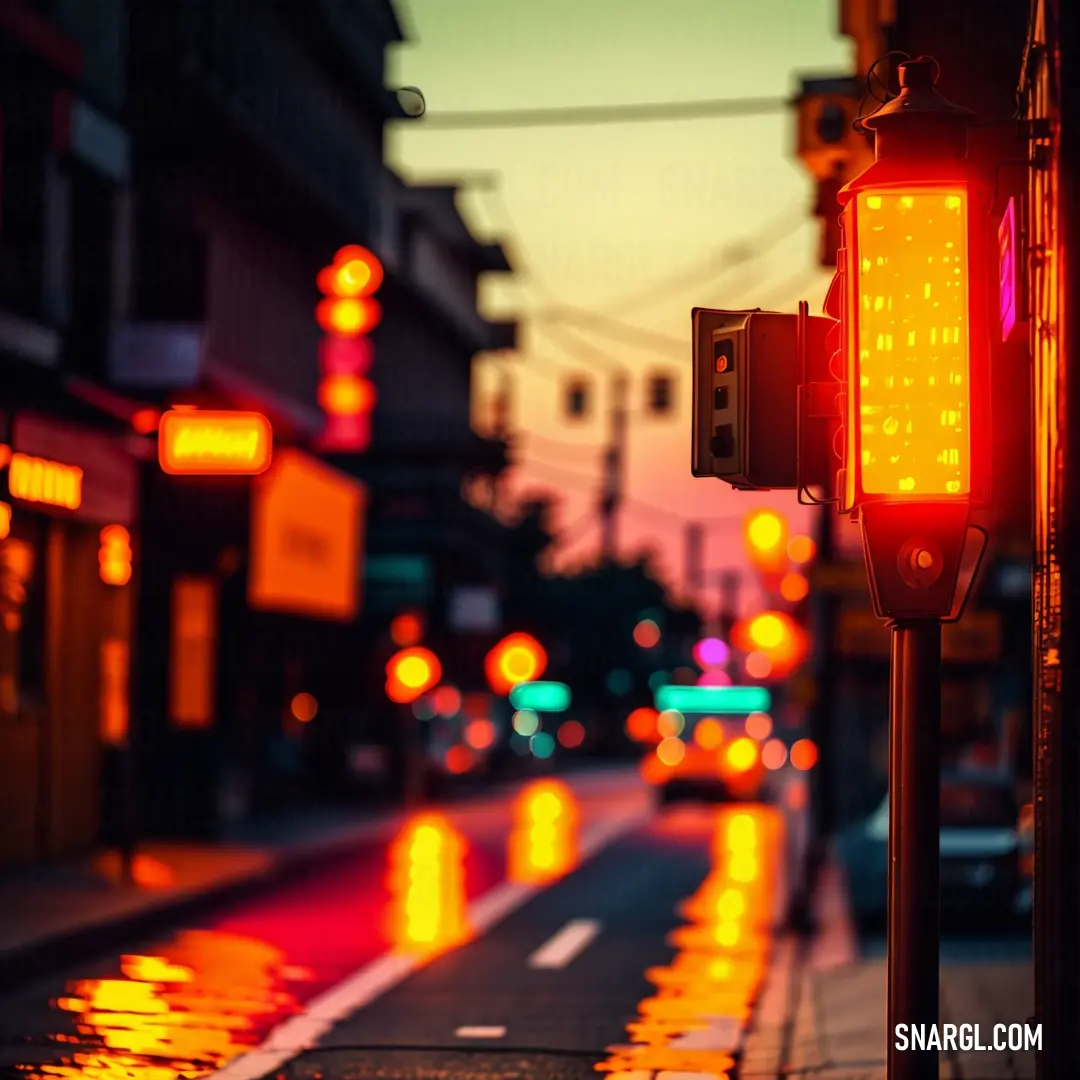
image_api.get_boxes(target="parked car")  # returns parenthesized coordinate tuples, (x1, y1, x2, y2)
(839, 771, 1028, 932)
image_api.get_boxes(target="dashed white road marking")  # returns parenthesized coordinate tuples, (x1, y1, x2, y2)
(206, 807, 649, 1080)
(527, 918, 602, 968)
(455, 1025, 507, 1039)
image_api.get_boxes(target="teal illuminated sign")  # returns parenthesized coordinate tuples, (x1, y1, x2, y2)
(654, 684, 771, 715)
(508, 681, 571, 712)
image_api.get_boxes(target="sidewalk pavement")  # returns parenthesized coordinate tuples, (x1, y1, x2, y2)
(0, 805, 407, 990)
(741, 854, 1034, 1079)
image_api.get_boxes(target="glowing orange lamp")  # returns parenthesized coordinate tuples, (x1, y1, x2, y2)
(98, 525, 133, 586)
(834, 56, 990, 621)
(484, 632, 548, 696)
(730, 611, 809, 681)
(386, 646, 441, 704)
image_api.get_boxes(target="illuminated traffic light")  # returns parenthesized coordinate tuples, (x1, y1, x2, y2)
(98, 525, 132, 586)
(317, 245, 382, 453)
(386, 646, 441, 704)
(831, 56, 990, 621)
(485, 632, 548, 696)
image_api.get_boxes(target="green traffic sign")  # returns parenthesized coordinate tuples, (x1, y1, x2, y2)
(509, 681, 571, 712)
(654, 684, 771, 715)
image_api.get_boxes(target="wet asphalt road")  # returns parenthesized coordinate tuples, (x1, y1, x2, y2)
(0, 770, 786, 1080)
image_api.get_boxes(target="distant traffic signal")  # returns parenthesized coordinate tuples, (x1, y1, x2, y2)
(485, 632, 548, 696)
(316, 245, 382, 452)
(386, 646, 441, 704)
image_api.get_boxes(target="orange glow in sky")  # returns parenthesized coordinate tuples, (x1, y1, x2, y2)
(387, 1, 840, 598)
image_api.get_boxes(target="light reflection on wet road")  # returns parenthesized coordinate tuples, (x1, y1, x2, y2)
(4, 777, 629, 1080)
(595, 804, 781, 1078)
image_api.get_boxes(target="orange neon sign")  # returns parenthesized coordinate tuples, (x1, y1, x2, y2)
(8, 452, 83, 510)
(158, 410, 272, 475)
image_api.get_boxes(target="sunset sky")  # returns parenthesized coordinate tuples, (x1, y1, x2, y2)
(386, 0, 860, 613)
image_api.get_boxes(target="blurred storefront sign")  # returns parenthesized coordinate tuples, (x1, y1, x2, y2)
(837, 609, 1003, 662)
(248, 449, 365, 622)
(363, 554, 433, 612)
(447, 585, 500, 632)
(8, 414, 137, 525)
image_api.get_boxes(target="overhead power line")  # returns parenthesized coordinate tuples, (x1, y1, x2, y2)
(531, 307, 687, 355)
(588, 205, 810, 317)
(402, 96, 789, 131)
(539, 321, 627, 375)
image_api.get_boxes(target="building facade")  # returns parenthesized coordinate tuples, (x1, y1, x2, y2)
(0, 0, 526, 856)
(0, 1, 145, 869)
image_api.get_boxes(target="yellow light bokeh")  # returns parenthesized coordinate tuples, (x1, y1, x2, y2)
(744, 509, 786, 553)
(725, 737, 758, 773)
(748, 614, 785, 649)
(853, 189, 971, 496)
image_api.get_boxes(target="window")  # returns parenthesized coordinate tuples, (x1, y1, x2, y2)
(565, 379, 590, 419)
(648, 373, 675, 416)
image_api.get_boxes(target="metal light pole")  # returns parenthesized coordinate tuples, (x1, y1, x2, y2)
(886, 621, 942, 1079)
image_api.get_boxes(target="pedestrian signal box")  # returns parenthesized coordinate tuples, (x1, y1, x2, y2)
(691, 308, 832, 491)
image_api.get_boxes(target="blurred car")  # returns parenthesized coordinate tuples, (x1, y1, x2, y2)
(840, 771, 1028, 932)
(642, 716, 767, 807)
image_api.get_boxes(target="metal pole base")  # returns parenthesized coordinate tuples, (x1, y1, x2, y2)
(887, 621, 941, 1080)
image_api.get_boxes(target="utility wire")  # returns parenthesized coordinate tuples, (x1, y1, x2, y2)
(581, 204, 811, 317)
(539, 321, 627, 375)
(401, 95, 790, 130)
(755, 267, 831, 311)
(531, 307, 687, 355)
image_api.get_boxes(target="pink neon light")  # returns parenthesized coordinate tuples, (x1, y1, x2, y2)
(999, 198, 1017, 343)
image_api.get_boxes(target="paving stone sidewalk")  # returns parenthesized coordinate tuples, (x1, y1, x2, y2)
(741, 860, 1034, 1079)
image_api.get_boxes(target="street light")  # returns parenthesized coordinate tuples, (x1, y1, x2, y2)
(834, 56, 991, 1080)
